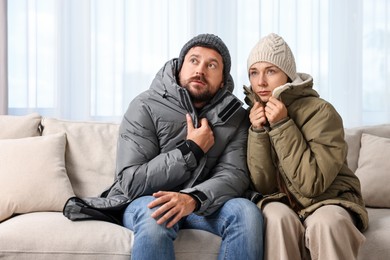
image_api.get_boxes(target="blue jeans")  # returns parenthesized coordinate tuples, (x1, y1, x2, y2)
(123, 196, 263, 260)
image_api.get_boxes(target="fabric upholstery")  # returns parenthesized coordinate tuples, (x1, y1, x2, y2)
(355, 134, 390, 208)
(0, 212, 132, 259)
(0, 113, 41, 139)
(41, 118, 120, 197)
(344, 124, 390, 172)
(358, 208, 390, 260)
(0, 133, 74, 222)
(0, 212, 221, 260)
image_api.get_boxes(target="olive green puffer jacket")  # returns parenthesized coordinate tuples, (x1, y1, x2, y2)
(244, 73, 368, 231)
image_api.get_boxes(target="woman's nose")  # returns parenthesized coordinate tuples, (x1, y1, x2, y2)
(257, 73, 267, 86)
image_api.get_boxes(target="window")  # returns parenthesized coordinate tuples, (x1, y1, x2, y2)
(7, 0, 390, 127)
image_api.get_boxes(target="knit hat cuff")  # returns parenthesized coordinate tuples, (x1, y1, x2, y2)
(247, 52, 296, 81)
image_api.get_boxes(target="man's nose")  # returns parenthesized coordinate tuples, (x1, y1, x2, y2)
(196, 63, 206, 75)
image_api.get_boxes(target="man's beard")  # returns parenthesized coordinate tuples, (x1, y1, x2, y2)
(182, 76, 214, 104)
(188, 88, 214, 104)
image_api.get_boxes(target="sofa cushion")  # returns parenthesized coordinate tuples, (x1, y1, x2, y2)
(0, 113, 41, 139)
(358, 208, 390, 260)
(0, 133, 75, 222)
(355, 133, 390, 208)
(0, 212, 221, 260)
(41, 118, 120, 197)
(0, 212, 132, 260)
(344, 124, 390, 172)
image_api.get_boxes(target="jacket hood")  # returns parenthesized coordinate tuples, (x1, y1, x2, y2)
(243, 72, 319, 108)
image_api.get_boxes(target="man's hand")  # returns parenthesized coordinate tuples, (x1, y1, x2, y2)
(249, 102, 267, 129)
(186, 114, 214, 153)
(264, 97, 288, 125)
(148, 191, 197, 228)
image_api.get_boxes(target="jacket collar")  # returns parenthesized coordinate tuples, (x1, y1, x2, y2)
(152, 59, 242, 127)
(244, 72, 319, 108)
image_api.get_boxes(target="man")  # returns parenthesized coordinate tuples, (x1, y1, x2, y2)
(64, 34, 263, 260)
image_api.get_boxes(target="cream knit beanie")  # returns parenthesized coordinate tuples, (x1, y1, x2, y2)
(247, 33, 297, 81)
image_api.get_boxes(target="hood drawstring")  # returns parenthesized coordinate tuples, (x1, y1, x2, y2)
(179, 88, 199, 128)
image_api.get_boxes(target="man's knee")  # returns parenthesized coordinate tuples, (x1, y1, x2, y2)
(224, 198, 263, 226)
(124, 196, 155, 219)
(123, 196, 178, 239)
(123, 196, 159, 230)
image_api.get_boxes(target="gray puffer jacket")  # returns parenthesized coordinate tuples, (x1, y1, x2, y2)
(63, 59, 250, 224)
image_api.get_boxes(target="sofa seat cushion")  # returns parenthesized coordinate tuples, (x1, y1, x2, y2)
(359, 208, 390, 260)
(0, 212, 221, 260)
(0, 212, 132, 260)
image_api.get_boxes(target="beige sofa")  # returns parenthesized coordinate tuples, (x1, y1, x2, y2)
(0, 113, 389, 259)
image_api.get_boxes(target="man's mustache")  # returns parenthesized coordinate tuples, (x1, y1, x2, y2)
(190, 75, 207, 85)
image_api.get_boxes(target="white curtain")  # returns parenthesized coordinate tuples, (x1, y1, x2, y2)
(0, 0, 7, 115)
(6, 0, 390, 127)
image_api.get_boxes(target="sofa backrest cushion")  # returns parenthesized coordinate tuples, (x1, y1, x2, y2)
(355, 133, 390, 208)
(344, 124, 390, 172)
(41, 118, 120, 198)
(0, 113, 41, 139)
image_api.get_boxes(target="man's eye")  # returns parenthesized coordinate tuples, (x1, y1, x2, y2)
(209, 63, 217, 69)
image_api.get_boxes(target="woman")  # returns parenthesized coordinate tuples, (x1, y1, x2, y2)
(244, 33, 368, 260)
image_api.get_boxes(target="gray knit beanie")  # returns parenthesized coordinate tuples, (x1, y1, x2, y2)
(177, 34, 231, 81)
(247, 33, 297, 81)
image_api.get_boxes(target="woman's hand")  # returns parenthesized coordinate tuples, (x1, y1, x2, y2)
(249, 102, 267, 130)
(265, 97, 288, 125)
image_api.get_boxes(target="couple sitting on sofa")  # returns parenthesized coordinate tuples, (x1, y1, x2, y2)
(63, 33, 368, 260)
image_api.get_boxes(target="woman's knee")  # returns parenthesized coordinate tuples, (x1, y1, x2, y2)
(305, 205, 354, 231)
(263, 202, 299, 225)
